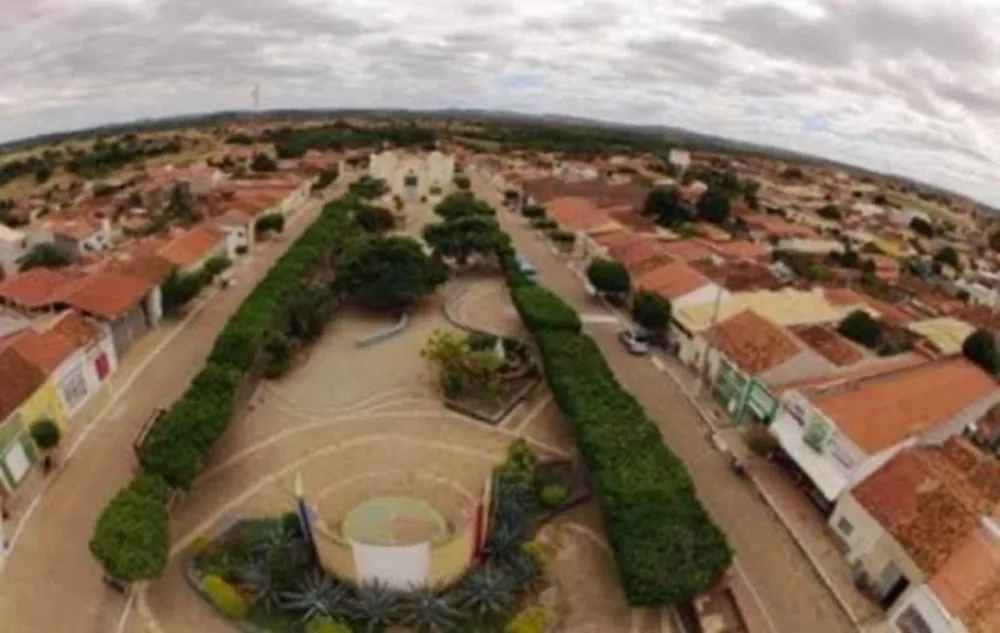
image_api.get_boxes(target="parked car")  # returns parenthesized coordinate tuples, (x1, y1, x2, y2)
(618, 330, 651, 355)
(516, 256, 538, 280)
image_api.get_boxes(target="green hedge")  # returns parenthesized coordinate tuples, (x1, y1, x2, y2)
(510, 284, 581, 333)
(503, 248, 732, 605)
(534, 330, 731, 604)
(91, 194, 360, 580)
(89, 474, 170, 581)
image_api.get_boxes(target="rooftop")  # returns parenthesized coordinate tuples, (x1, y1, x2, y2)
(608, 238, 672, 275)
(0, 268, 79, 310)
(633, 261, 713, 301)
(59, 271, 154, 320)
(907, 317, 976, 356)
(809, 358, 999, 453)
(677, 288, 854, 333)
(0, 345, 48, 421)
(157, 225, 225, 268)
(791, 325, 865, 366)
(927, 523, 1000, 633)
(853, 437, 1000, 574)
(707, 310, 802, 376)
(659, 239, 715, 264)
(6, 310, 96, 373)
(546, 197, 610, 232)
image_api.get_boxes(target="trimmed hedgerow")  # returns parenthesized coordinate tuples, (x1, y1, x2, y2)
(91, 194, 361, 580)
(501, 238, 732, 605)
(510, 284, 581, 333)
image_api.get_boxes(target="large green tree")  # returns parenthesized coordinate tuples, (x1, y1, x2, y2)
(19, 243, 71, 270)
(338, 236, 447, 312)
(642, 186, 689, 227)
(934, 245, 960, 269)
(422, 215, 508, 265)
(837, 310, 881, 349)
(433, 192, 495, 221)
(631, 290, 671, 332)
(696, 187, 732, 225)
(586, 258, 631, 296)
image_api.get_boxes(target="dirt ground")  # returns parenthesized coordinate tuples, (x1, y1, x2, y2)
(140, 187, 664, 632)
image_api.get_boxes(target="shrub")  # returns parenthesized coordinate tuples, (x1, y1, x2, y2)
(235, 245, 249, 256)
(505, 607, 549, 633)
(539, 484, 568, 508)
(530, 218, 556, 230)
(631, 290, 671, 332)
(548, 229, 575, 244)
(203, 574, 249, 619)
(255, 212, 286, 236)
(837, 310, 881, 349)
(963, 329, 998, 374)
(355, 205, 395, 233)
(586, 258, 630, 295)
(453, 174, 471, 191)
(29, 418, 61, 451)
(89, 475, 170, 581)
(203, 254, 232, 278)
(510, 284, 581, 333)
(522, 205, 546, 219)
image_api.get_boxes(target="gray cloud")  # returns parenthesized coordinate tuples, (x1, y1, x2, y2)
(1, 0, 999, 206)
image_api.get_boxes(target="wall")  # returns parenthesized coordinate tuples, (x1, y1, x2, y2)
(51, 332, 117, 420)
(18, 380, 67, 429)
(0, 414, 39, 491)
(889, 585, 965, 633)
(0, 238, 28, 276)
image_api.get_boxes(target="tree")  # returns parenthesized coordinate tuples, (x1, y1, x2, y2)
(642, 186, 689, 227)
(453, 174, 471, 190)
(631, 290, 671, 332)
(696, 187, 731, 225)
(355, 205, 395, 233)
(910, 216, 934, 238)
(127, 190, 144, 208)
(29, 419, 61, 452)
(422, 215, 507, 265)
(837, 310, 881, 349)
(962, 329, 998, 374)
(164, 181, 199, 225)
(34, 162, 53, 184)
(433, 192, 494, 221)
(89, 474, 170, 581)
(19, 243, 71, 270)
(989, 231, 1000, 252)
(160, 270, 204, 314)
(251, 152, 278, 172)
(934, 245, 960, 269)
(817, 204, 841, 220)
(255, 213, 286, 237)
(586, 258, 631, 296)
(338, 236, 447, 312)
(312, 168, 338, 191)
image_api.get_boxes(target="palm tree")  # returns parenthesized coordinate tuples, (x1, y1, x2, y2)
(399, 585, 462, 632)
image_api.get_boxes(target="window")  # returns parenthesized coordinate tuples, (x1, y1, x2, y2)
(59, 369, 89, 411)
(894, 605, 932, 633)
(837, 517, 854, 537)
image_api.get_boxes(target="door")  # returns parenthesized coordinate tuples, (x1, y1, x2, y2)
(94, 352, 110, 381)
(3, 442, 31, 487)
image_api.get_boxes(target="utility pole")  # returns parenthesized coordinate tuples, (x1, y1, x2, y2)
(696, 284, 727, 397)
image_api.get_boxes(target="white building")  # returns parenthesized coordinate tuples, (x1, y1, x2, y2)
(0, 225, 30, 276)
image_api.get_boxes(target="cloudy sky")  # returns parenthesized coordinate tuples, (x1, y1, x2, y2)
(2, 0, 999, 204)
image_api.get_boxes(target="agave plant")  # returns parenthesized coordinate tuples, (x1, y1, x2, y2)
(279, 569, 351, 622)
(348, 580, 403, 632)
(456, 566, 517, 621)
(399, 585, 462, 633)
(231, 554, 281, 613)
(251, 520, 300, 555)
(502, 547, 543, 592)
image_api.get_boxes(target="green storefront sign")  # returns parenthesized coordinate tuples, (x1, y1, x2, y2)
(733, 379, 780, 427)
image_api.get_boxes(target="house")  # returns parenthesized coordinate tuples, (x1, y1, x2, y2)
(0, 346, 63, 493)
(659, 239, 715, 264)
(777, 237, 846, 256)
(0, 225, 30, 276)
(869, 254, 901, 283)
(770, 358, 1000, 511)
(212, 209, 254, 258)
(157, 225, 228, 274)
(907, 318, 976, 356)
(6, 310, 117, 420)
(827, 438, 1000, 625)
(32, 217, 113, 256)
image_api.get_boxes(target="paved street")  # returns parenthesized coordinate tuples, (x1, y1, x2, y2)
(470, 169, 859, 633)
(0, 184, 347, 633)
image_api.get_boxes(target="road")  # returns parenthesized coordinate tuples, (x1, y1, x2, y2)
(0, 185, 346, 633)
(470, 169, 857, 633)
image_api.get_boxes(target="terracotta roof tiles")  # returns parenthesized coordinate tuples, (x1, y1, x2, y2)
(157, 226, 225, 268)
(791, 325, 865, 366)
(0, 268, 79, 310)
(634, 261, 713, 301)
(928, 525, 1000, 633)
(7, 311, 96, 373)
(0, 346, 48, 421)
(707, 310, 802, 375)
(58, 271, 154, 320)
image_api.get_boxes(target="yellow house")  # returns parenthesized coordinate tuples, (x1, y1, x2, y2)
(0, 347, 66, 493)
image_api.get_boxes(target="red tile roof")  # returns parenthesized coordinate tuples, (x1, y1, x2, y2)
(157, 226, 225, 268)
(928, 525, 1000, 633)
(634, 262, 713, 301)
(707, 239, 770, 261)
(7, 311, 96, 373)
(0, 346, 48, 421)
(811, 358, 1000, 453)
(58, 271, 154, 319)
(0, 268, 79, 309)
(660, 239, 715, 264)
(854, 438, 1000, 574)
(546, 197, 610, 232)
(791, 325, 865, 366)
(609, 238, 672, 275)
(707, 310, 802, 375)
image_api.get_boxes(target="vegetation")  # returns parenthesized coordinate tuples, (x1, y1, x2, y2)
(422, 330, 504, 399)
(251, 152, 279, 173)
(642, 186, 690, 227)
(817, 204, 841, 220)
(89, 474, 170, 581)
(29, 418, 61, 452)
(586, 258, 631, 296)
(934, 245, 960, 269)
(510, 284, 581, 333)
(354, 205, 395, 233)
(348, 175, 389, 201)
(312, 168, 339, 192)
(338, 236, 447, 312)
(910, 216, 934, 238)
(433, 192, 495, 221)
(521, 205, 545, 219)
(504, 607, 548, 633)
(963, 329, 998, 374)
(837, 310, 881, 349)
(423, 215, 507, 266)
(696, 187, 732, 225)
(538, 484, 568, 508)
(631, 290, 671, 332)
(255, 213, 286, 237)
(164, 182, 200, 225)
(204, 574, 250, 619)
(19, 243, 71, 270)
(453, 174, 471, 190)
(91, 196, 360, 580)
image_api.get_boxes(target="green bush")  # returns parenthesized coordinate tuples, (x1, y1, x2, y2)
(522, 205, 546, 219)
(539, 483, 568, 508)
(255, 212, 286, 236)
(89, 474, 170, 581)
(530, 218, 557, 230)
(203, 573, 249, 619)
(510, 284, 581, 333)
(504, 607, 548, 633)
(305, 617, 353, 633)
(29, 418, 61, 451)
(533, 330, 731, 605)
(548, 229, 575, 244)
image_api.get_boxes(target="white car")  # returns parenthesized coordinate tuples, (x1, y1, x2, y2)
(618, 330, 651, 355)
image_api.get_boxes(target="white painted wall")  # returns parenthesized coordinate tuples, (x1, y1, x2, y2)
(52, 329, 118, 419)
(889, 586, 966, 633)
